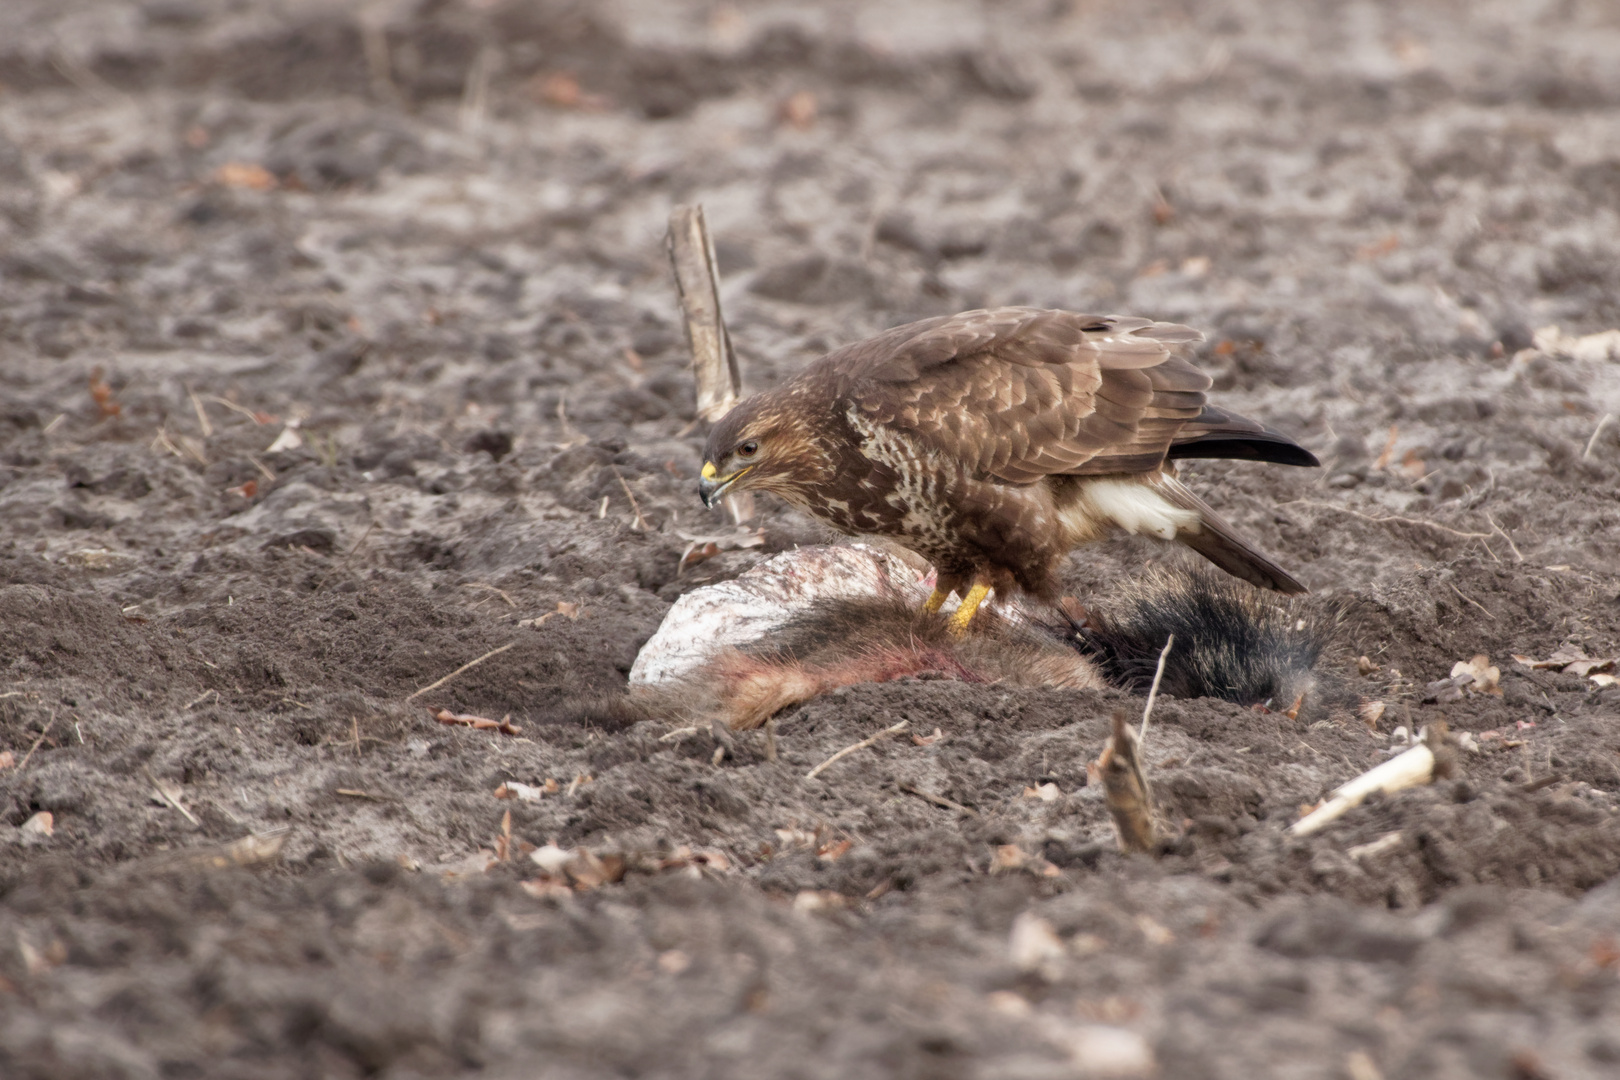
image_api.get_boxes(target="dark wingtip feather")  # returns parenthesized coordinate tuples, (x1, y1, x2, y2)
(1167, 436, 1320, 468)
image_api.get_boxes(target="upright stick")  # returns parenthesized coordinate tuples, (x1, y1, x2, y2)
(666, 205, 741, 422)
(666, 204, 754, 523)
(1138, 634, 1174, 749)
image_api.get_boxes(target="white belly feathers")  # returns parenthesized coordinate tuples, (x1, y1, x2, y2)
(1067, 479, 1202, 541)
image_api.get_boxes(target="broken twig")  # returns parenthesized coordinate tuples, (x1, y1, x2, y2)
(1290, 722, 1454, 836)
(1138, 634, 1174, 748)
(806, 719, 908, 780)
(143, 767, 200, 826)
(406, 641, 516, 701)
(898, 782, 977, 816)
(1584, 413, 1614, 460)
(611, 466, 649, 530)
(15, 712, 59, 774)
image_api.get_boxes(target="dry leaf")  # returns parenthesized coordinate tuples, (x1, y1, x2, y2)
(676, 528, 765, 572)
(1064, 1026, 1155, 1076)
(520, 877, 572, 899)
(1512, 648, 1616, 678)
(526, 844, 628, 891)
(1591, 673, 1618, 688)
(779, 90, 817, 129)
(693, 847, 730, 872)
(20, 811, 53, 837)
(656, 845, 731, 875)
(816, 838, 853, 862)
(1452, 654, 1501, 694)
(987, 990, 1033, 1017)
(1373, 424, 1399, 470)
(530, 845, 572, 874)
(265, 423, 302, 453)
(493, 810, 513, 862)
(1426, 654, 1501, 701)
(1023, 782, 1062, 802)
(1399, 447, 1427, 480)
(494, 781, 545, 802)
(1531, 325, 1620, 363)
(1358, 701, 1386, 731)
(89, 367, 120, 417)
(536, 72, 581, 107)
(1357, 233, 1401, 260)
(227, 480, 257, 499)
(1135, 914, 1174, 946)
(215, 162, 277, 190)
(774, 827, 816, 849)
(991, 844, 1027, 874)
(1009, 912, 1065, 974)
(214, 831, 286, 867)
(18, 936, 66, 975)
(1357, 655, 1380, 676)
(0, 751, 14, 771)
(563, 849, 626, 890)
(440, 849, 498, 878)
(432, 709, 522, 735)
(519, 601, 582, 628)
(792, 890, 848, 912)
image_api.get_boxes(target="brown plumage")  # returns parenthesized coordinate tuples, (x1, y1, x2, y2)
(698, 307, 1318, 624)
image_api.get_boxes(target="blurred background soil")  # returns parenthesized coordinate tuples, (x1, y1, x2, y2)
(2, 1, 1619, 1077)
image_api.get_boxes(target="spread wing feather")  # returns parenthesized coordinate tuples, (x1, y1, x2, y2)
(838, 307, 1211, 484)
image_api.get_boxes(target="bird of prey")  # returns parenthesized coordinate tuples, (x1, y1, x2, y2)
(698, 307, 1318, 632)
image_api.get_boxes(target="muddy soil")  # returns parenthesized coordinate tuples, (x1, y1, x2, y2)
(3, 1, 1620, 1077)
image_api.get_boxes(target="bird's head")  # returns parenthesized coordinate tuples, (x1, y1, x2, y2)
(698, 397, 816, 509)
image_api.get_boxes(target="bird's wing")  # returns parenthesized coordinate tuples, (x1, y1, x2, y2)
(844, 307, 1211, 483)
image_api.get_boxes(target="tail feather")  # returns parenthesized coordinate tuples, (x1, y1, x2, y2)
(1155, 475, 1308, 595)
(1167, 406, 1320, 468)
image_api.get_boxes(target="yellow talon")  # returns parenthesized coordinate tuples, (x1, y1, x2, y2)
(922, 586, 950, 614)
(947, 582, 991, 637)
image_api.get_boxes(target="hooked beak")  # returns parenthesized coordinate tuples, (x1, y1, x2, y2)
(698, 461, 750, 508)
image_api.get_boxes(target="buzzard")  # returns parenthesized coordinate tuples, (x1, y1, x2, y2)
(698, 307, 1318, 632)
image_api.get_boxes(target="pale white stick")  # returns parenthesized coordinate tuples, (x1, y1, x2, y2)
(1584, 413, 1614, 460)
(1138, 634, 1174, 749)
(1289, 742, 1435, 836)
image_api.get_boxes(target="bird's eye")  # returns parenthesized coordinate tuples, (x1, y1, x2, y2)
(737, 440, 759, 458)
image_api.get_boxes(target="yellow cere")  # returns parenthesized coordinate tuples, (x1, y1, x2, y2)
(701, 462, 718, 480)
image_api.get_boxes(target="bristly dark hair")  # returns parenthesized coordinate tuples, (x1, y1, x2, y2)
(1068, 567, 1344, 710)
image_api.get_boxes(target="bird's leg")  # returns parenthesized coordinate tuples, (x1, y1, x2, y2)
(947, 579, 992, 637)
(923, 572, 961, 615)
